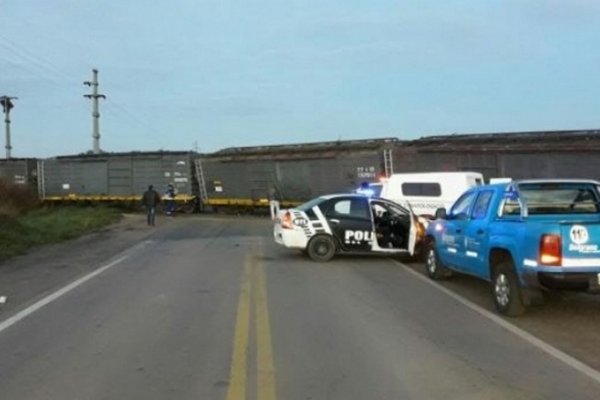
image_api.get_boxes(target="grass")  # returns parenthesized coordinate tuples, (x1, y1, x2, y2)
(0, 206, 123, 262)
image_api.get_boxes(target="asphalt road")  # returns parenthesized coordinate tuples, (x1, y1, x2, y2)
(1, 216, 600, 399)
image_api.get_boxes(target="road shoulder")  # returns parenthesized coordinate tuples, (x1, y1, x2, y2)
(0, 213, 155, 317)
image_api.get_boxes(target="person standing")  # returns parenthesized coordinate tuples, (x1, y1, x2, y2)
(142, 185, 161, 226)
(268, 187, 281, 220)
(164, 184, 177, 216)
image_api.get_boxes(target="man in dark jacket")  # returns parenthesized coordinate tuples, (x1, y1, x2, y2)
(142, 185, 161, 226)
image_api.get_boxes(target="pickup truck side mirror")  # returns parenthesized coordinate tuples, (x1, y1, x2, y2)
(434, 207, 447, 220)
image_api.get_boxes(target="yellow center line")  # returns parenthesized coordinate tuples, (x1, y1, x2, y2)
(254, 242, 277, 400)
(225, 239, 278, 400)
(225, 258, 252, 400)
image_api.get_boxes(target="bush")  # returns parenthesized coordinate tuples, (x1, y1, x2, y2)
(0, 214, 30, 259)
(0, 180, 39, 216)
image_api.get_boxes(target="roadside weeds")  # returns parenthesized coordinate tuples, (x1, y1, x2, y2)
(0, 206, 122, 262)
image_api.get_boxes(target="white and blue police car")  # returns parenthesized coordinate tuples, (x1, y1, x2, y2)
(274, 194, 423, 262)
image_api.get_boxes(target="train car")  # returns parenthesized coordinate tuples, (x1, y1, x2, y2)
(394, 129, 600, 182)
(25, 129, 600, 214)
(195, 138, 400, 211)
(0, 158, 38, 187)
(38, 151, 198, 211)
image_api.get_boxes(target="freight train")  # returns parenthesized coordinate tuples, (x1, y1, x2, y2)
(196, 138, 398, 212)
(0, 158, 37, 187)
(2, 129, 600, 212)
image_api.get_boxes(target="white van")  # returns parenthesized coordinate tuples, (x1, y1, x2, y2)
(379, 172, 484, 217)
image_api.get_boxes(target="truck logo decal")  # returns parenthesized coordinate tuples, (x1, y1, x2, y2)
(568, 225, 599, 253)
(570, 225, 589, 245)
(344, 230, 373, 244)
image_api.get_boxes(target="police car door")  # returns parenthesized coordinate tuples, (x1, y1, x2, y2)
(373, 199, 418, 255)
(323, 197, 374, 252)
(403, 200, 419, 256)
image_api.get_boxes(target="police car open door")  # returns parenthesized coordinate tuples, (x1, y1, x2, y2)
(369, 199, 418, 255)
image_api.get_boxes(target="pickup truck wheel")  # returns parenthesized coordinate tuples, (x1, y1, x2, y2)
(425, 242, 451, 280)
(492, 261, 526, 316)
(307, 235, 337, 262)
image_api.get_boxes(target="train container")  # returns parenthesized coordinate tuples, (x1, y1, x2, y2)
(0, 158, 38, 187)
(39, 152, 198, 207)
(28, 129, 600, 213)
(195, 138, 400, 209)
(394, 130, 600, 181)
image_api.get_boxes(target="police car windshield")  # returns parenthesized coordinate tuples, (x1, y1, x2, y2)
(297, 197, 327, 212)
(519, 183, 600, 214)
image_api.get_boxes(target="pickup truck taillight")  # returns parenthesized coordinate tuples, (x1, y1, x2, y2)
(281, 211, 293, 229)
(539, 234, 562, 266)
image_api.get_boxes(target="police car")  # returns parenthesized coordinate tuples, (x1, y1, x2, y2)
(274, 194, 423, 262)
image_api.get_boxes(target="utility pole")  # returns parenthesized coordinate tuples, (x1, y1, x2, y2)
(0, 96, 17, 159)
(83, 69, 106, 154)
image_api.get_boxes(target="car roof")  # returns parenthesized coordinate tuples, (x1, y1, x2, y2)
(471, 179, 600, 193)
(319, 193, 370, 200)
(514, 179, 600, 185)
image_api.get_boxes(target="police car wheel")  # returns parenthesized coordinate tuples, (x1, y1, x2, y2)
(425, 242, 450, 280)
(307, 235, 337, 262)
(491, 261, 526, 317)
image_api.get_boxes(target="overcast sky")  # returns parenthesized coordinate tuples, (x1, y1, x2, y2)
(1, 0, 600, 157)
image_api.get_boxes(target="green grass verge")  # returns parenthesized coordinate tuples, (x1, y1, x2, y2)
(0, 206, 122, 262)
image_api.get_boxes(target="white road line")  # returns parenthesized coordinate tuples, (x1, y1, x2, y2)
(393, 260, 600, 385)
(0, 240, 152, 335)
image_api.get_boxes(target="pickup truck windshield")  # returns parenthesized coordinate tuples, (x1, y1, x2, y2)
(518, 183, 600, 214)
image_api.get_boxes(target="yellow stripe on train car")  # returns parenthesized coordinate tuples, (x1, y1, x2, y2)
(43, 195, 196, 202)
(204, 198, 303, 207)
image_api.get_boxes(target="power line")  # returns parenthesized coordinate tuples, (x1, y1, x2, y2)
(0, 35, 167, 150)
(0, 34, 86, 91)
(106, 99, 164, 136)
(0, 36, 75, 82)
(103, 100, 165, 149)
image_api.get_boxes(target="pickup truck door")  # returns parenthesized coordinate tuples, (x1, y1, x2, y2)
(463, 191, 494, 277)
(442, 191, 478, 269)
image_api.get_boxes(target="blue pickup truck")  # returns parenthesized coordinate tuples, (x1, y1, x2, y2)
(425, 180, 600, 316)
